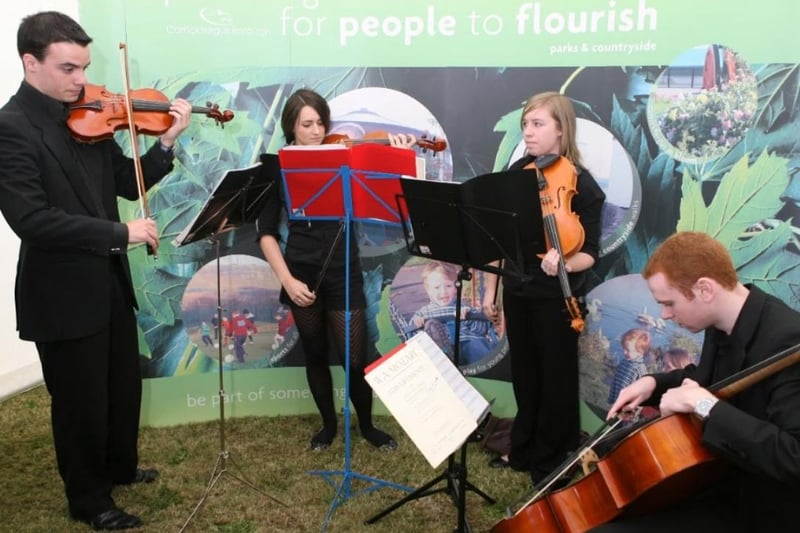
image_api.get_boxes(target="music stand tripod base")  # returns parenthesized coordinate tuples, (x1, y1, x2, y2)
(175, 174, 288, 531)
(365, 267, 495, 533)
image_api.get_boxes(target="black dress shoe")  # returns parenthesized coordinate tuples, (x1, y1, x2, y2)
(133, 468, 159, 483)
(74, 508, 142, 530)
(489, 456, 511, 469)
(310, 438, 331, 451)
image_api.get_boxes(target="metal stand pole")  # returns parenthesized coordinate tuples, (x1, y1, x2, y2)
(180, 238, 287, 532)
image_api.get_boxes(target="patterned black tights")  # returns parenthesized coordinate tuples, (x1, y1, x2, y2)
(291, 303, 393, 448)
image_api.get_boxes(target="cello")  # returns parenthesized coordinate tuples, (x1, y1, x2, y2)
(491, 342, 800, 532)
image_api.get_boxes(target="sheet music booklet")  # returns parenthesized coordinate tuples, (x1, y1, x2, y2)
(278, 143, 419, 224)
(364, 331, 491, 468)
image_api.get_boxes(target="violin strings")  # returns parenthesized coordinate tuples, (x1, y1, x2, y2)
(94, 97, 211, 113)
(541, 194, 573, 295)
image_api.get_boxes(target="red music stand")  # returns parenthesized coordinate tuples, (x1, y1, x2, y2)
(278, 143, 418, 527)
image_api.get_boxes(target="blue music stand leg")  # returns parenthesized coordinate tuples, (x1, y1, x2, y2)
(305, 170, 411, 531)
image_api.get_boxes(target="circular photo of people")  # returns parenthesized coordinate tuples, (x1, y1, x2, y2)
(646, 44, 757, 164)
(180, 254, 298, 369)
(578, 274, 704, 422)
(329, 87, 452, 259)
(388, 257, 508, 376)
(508, 118, 642, 257)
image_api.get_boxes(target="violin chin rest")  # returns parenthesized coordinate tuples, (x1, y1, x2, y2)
(534, 153, 559, 169)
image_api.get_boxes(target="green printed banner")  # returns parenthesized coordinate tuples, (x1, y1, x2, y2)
(76, 0, 800, 430)
(83, 0, 798, 83)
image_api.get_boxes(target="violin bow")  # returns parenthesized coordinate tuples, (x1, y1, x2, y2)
(505, 415, 627, 517)
(119, 42, 156, 260)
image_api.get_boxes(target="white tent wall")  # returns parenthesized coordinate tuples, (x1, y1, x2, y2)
(0, 1, 78, 401)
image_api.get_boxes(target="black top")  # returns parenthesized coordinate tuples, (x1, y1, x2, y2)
(501, 154, 606, 299)
(255, 156, 358, 269)
(648, 285, 800, 531)
(0, 81, 175, 341)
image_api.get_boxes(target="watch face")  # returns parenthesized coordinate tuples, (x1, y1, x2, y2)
(695, 398, 715, 418)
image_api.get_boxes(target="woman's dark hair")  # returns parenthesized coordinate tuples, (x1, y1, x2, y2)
(280, 88, 330, 145)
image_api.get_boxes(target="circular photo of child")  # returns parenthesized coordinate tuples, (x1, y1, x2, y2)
(646, 43, 757, 164)
(578, 273, 703, 422)
(388, 257, 508, 376)
(180, 254, 298, 369)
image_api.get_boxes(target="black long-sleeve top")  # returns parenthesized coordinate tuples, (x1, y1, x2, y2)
(501, 154, 606, 299)
(254, 156, 358, 270)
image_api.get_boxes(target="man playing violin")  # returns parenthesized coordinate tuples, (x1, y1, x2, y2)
(0, 11, 191, 530)
(598, 231, 800, 532)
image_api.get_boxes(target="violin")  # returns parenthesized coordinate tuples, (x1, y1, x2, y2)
(492, 342, 800, 533)
(67, 83, 234, 143)
(527, 154, 585, 332)
(323, 131, 447, 154)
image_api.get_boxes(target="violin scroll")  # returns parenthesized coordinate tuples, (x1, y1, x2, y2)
(416, 135, 447, 153)
(204, 101, 235, 127)
(566, 297, 585, 333)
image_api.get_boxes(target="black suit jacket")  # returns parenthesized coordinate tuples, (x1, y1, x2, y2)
(650, 285, 800, 531)
(0, 82, 175, 342)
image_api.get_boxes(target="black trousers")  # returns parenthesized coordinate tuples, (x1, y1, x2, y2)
(37, 266, 141, 517)
(503, 289, 581, 480)
(587, 486, 747, 532)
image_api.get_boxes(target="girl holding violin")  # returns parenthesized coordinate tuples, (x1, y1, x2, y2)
(256, 88, 416, 451)
(482, 91, 605, 484)
(0, 11, 192, 530)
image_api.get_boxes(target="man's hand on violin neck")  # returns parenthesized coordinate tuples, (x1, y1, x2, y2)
(162, 99, 193, 145)
(126, 218, 159, 250)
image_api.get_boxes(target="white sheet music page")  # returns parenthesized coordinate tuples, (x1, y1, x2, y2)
(364, 331, 490, 468)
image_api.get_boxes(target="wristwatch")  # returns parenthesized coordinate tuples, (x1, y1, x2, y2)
(694, 397, 718, 420)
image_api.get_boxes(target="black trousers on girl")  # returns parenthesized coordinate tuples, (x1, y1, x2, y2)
(503, 289, 581, 482)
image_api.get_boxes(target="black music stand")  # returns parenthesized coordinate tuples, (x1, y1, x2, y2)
(278, 143, 417, 529)
(175, 155, 287, 532)
(365, 170, 542, 532)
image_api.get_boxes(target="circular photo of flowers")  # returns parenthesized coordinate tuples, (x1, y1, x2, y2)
(387, 256, 508, 376)
(180, 254, 298, 370)
(646, 44, 757, 164)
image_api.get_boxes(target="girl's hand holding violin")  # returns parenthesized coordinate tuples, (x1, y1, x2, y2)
(541, 248, 564, 276)
(387, 132, 417, 149)
(158, 98, 193, 149)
